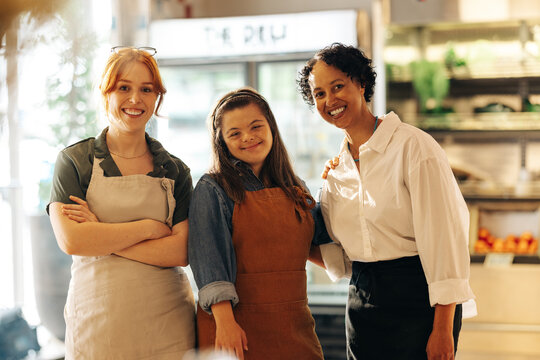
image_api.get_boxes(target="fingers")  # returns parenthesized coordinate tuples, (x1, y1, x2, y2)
(321, 170, 328, 180)
(331, 156, 339, 167)
(61, 203, 98, 222)
(66, 214, 89, 223)
(242, 330, 248, 351)
(321, 156, 340, 179)
(62, 208, 86, 217)
(321, 161, 332, 179)
(215, 332, 247, 360)
(69, 195, 88, 207)
(61, 204, 85, 211)
(235, 346, 244, 360)
(215, 344, 244, 360)
(62, 208, 91, 223)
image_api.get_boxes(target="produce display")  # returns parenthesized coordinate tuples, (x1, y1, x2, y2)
(474, 228, 539, 255)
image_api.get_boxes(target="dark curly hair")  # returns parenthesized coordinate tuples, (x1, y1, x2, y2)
(297, 43, 377, 107)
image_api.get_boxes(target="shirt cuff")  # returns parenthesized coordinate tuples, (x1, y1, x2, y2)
(320, 243, 352, 282)
(461, 299, 478, 319)
(428, 278, 476, 308)
(198, 281, 239, 315)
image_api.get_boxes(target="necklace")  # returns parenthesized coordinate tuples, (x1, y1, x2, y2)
(109, 148, 149, 159)
(349, 116, 379, 162)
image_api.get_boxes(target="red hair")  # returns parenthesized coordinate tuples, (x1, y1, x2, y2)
(99, 48, 166, 116)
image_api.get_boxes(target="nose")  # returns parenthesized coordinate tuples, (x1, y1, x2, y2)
(128, 90, 141, 104)
(326, 92, 337, 107)
(241, 132, 254, 142)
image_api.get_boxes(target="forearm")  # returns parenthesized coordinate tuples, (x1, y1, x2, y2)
(426, 303, 457, 358)
(308, 245, 325, 268)
(433, 303, 456, 333)
(211, 299, 248, 358)
(49, 202, 167, 256)
(212, 300, 237, 328)
(115, 221, 189, 267)
(57, 220, 160, 256)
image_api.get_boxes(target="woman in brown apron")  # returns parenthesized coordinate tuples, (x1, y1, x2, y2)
(48, 47, 195, 359)
(188, 88, 331, 360)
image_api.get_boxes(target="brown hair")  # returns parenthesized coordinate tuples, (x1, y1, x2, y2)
(99, 47, 166, 116)
(208, 87, 313, 210)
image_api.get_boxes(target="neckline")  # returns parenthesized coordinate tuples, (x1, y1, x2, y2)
(348, 116, 378, 162)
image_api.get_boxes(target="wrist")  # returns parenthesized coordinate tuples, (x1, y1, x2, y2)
(139, 219, 158, 239)
(433, 303, 456, 332)
(211, 301, 235, 325)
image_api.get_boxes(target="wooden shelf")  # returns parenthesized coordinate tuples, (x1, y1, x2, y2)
(397, 112, 540, 142)
(471, 254, 540, 264)
(388, 76, 540, 100)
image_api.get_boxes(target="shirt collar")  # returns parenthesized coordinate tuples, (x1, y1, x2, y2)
(230, 157, 265, 190)
(368, 111, 401, 154)
(339, 111, 402, 156)
(93, 126, 176, 178)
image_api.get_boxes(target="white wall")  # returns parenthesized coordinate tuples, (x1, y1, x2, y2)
(152, 0, 372, 19)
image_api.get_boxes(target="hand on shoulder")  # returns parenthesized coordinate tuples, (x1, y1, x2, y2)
(321, 156, 340, 179)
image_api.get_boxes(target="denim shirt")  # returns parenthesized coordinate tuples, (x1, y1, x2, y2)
(188, 163, 331, 314)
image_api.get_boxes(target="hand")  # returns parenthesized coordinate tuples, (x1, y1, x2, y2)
(426, 327, 454, 360)
(61, 195, 99, 223)
(144, 219, 172, 239)
(321, 156, 339, 179)
(215, 319, 248, 360)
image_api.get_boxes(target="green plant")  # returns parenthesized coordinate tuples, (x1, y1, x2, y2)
(444, 44, 467, 73)
(410, 60, 450, 114)
(1, 0, 69, 135)
(37, 0, 99, 212)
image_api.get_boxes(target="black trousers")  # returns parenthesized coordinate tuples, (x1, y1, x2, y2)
(346, 256, 462, 360)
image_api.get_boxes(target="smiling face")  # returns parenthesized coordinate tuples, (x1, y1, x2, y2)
(221, 103, 273, 177)
(308, 60, 366, 130)
(106, 61, 158, 134)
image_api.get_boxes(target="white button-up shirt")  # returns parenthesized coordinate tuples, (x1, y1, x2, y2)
(320, 112, 475, 306)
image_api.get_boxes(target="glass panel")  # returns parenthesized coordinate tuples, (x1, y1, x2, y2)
(0, 0, 113, 345)
(257, 61, 344, 194)
(158, 64, 246, 294)
(257, 61, 348, 295)
(0, 50, 13, 308)
(159, 64, 246, 183)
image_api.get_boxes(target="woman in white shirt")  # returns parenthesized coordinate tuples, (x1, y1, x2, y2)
(297, 43, 475, 360)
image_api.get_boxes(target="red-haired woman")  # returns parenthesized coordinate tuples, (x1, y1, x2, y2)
(48, 47, 195, 359)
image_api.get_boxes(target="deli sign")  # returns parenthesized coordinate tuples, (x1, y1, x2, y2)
(150, 10, 358, 59)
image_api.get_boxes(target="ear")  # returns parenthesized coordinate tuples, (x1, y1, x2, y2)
(353, 79, 366, 94)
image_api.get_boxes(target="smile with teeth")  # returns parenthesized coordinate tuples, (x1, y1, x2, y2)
(123, 108, 144, 116)
(329, 107, 345, 116)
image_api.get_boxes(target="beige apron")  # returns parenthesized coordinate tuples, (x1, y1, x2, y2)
(64, 158, 195, 360)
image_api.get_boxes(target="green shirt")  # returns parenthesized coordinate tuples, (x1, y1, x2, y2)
(48, 127, 192, 225)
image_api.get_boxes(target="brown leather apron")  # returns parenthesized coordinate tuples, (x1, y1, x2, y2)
(197, 187, 324, 360)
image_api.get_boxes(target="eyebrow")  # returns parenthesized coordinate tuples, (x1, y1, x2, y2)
(225, 119, 264, 135)
(117, 79, 154, 86)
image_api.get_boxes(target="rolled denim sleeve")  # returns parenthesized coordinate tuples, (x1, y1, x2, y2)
(188, 175, 239, 314)
(299, 180, 332, 246)
(311, 203, 333, 246)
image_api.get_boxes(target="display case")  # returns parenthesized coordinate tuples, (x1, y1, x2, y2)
(385, 18, 540, 358)
(384, 20, 540, 133)
(384, 19, 540, 261)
